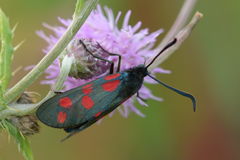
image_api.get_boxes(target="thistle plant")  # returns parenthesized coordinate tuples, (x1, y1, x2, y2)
(0, 0, 202, 160)
(38, 5, 168, 117)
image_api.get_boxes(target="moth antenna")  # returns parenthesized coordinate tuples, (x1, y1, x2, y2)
(96, 42, 122, 72)
(143, 57, 147, 66)
(146, 38, 177, 69)
(147, 74, 196, 112)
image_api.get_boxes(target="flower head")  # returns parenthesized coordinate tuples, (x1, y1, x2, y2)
(65, 38, 112, 79)
(37, 5, 171, 117)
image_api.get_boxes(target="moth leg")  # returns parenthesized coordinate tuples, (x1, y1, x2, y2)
(137, 92, 147, 102)
(53, 91, 63, 95)
(97, 43, 122, 72)
(79, 40, 115, 74)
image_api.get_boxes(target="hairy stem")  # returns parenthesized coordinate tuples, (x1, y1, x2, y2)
(0, 55, 73, 119)
(3, 0, 99, 104)
(157, 0, 198, 49)
(147, 0, 199, 71)
(148, 12, 203, 71)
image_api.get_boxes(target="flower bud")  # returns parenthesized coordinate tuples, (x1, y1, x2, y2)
(9, 115, 39, 136)
(66, 38, 111, 79)
(9, 92, 40, 136)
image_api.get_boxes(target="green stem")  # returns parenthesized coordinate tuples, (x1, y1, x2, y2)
(0, 55, 73, 119)
(45, 55, 74, 99)
(157, 0, 198, 48)
(147, 12, 203, 71)
(3, 0, 99, 104)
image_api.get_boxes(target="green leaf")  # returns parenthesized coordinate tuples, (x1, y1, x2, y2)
(0, 120, 34, 160)
(0, 9, 14, 92)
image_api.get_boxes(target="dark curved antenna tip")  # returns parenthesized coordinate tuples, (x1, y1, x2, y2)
(147, 74, 196, 112)
(184, 92, 196, 112)
(192, 96, 197, 112)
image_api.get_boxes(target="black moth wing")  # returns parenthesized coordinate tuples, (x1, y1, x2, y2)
(36, 73, 127, 129)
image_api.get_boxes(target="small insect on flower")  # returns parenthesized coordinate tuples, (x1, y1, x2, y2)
(37, 6, 167, 117)
(36, 38, 196, 141)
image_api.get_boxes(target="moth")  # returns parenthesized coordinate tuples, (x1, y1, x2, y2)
(36, 38, 196, 141)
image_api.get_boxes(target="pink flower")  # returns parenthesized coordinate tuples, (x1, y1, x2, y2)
(37, 5, 171, 117)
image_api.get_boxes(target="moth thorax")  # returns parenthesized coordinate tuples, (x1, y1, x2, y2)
(63, 38, 111, 80)
(127, 65, 148, 80)
(121, 66, 147, 96)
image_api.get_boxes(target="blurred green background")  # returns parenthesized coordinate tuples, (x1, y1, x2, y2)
(0, 0, 239, 160)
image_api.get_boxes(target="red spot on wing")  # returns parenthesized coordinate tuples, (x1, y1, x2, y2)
(81, 96, 94, 109)
(94, 112, 102, 117)
(102, 80, 120, 92)
(57, 112, 67, 123)
(104, 73, 121, 80)
(59, 97, 72, 108)
(82, 84, 92, 89)
(82, 84, 93, 94)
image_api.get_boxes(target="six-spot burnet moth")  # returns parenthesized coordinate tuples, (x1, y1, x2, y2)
(36, 38, 196, 141)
